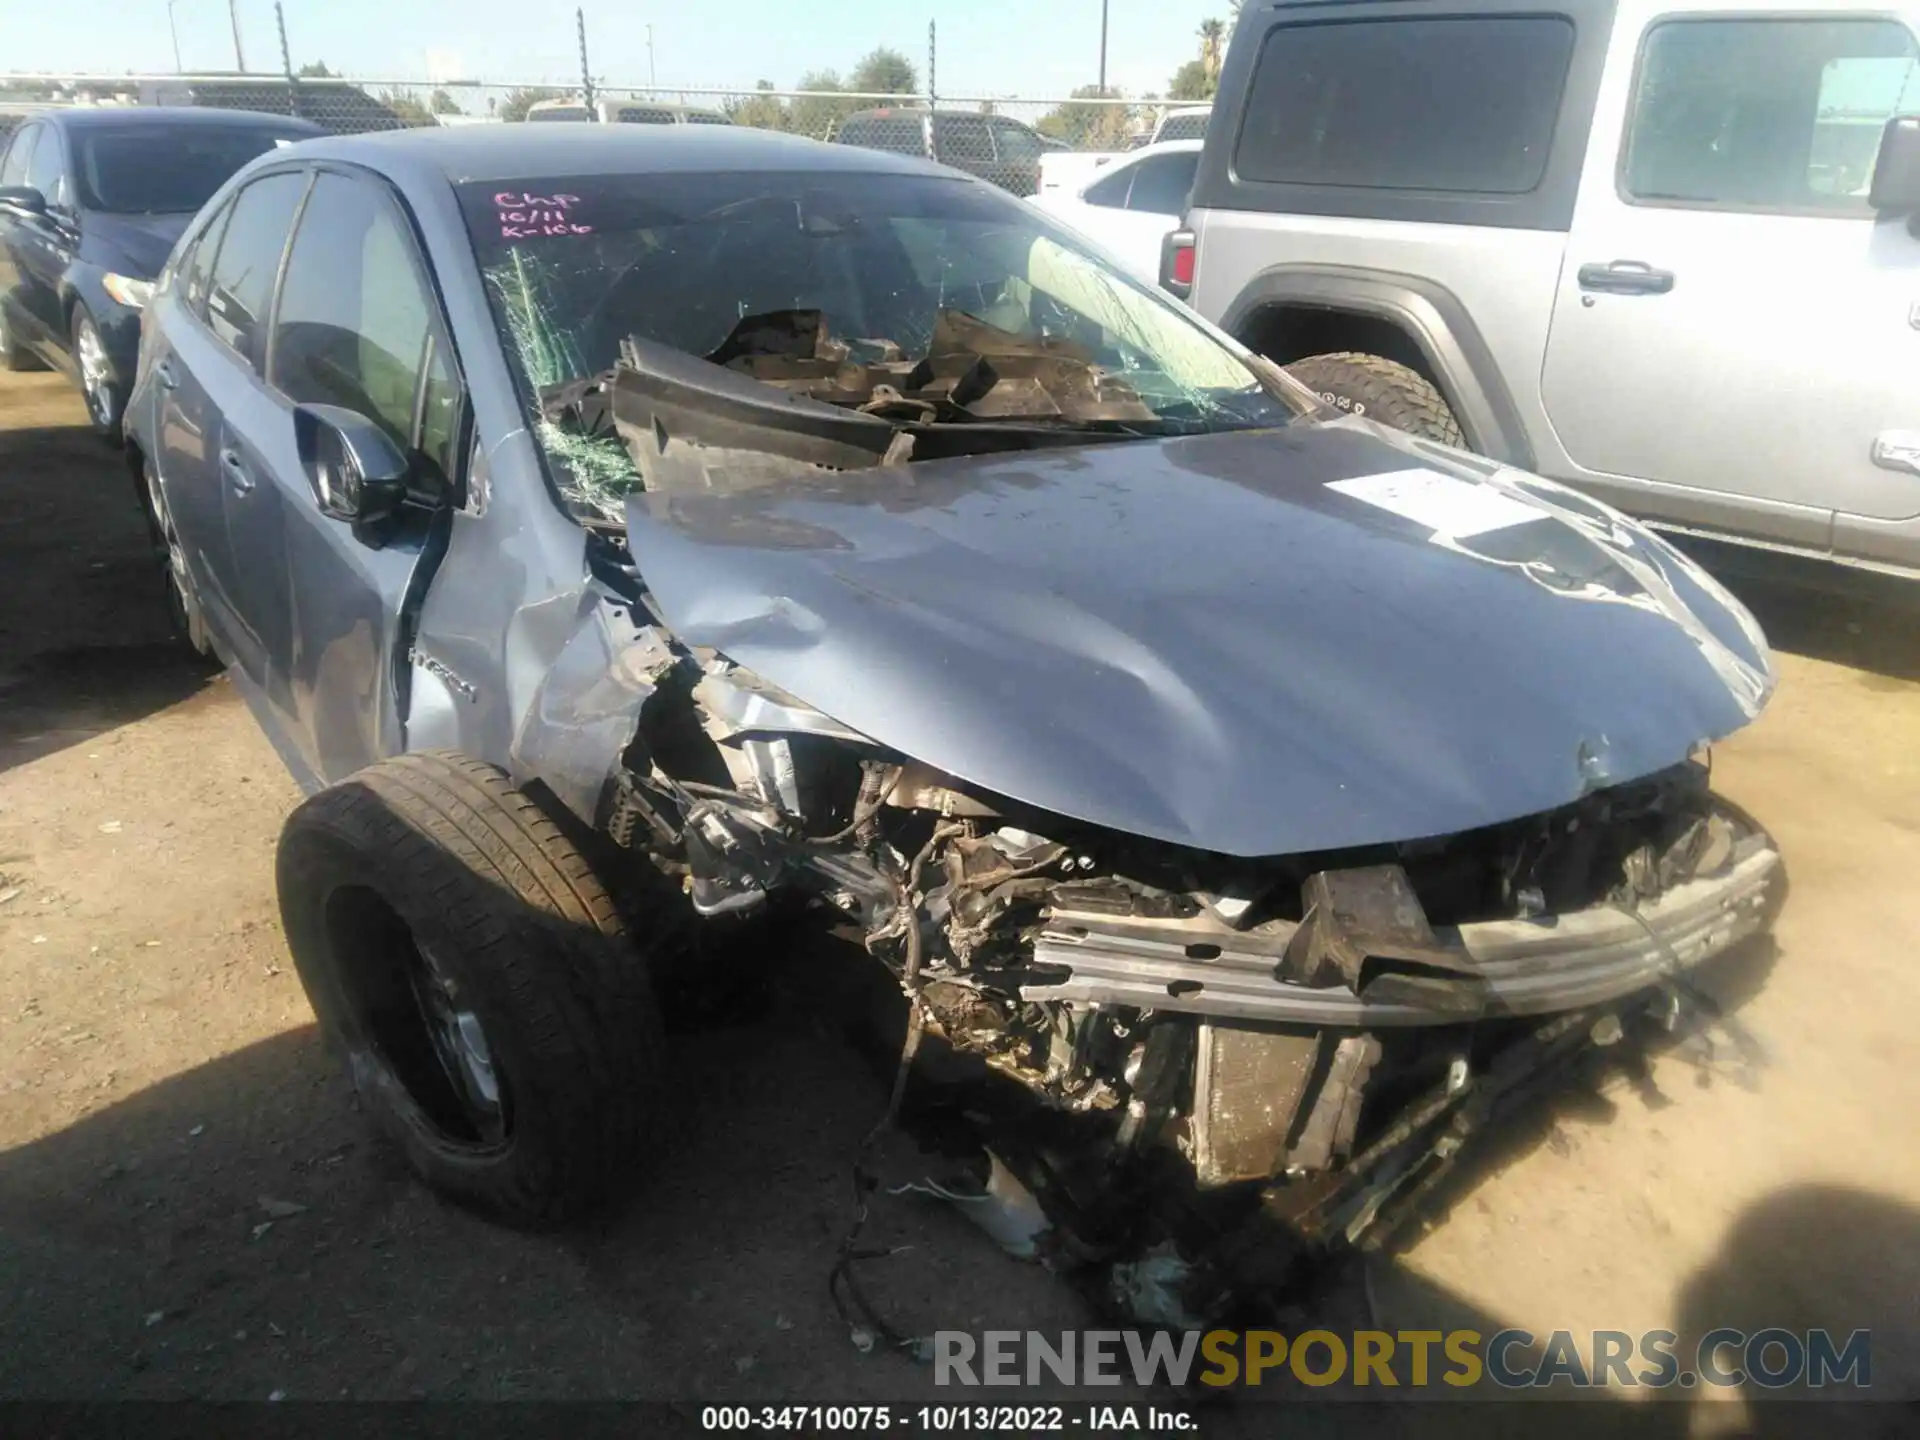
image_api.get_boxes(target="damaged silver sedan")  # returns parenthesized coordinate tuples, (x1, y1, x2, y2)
(124, 125, 1781, 1320)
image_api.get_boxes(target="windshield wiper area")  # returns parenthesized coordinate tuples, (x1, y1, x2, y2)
(539, 308, 1163, 498)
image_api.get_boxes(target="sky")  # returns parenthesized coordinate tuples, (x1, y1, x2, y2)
(4, 0, 1234, 101)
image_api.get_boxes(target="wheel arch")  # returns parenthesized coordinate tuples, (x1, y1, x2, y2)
(1219, 264, 1535, 469)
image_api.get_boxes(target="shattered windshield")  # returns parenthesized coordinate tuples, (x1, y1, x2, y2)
(459, 171, 1310, 522)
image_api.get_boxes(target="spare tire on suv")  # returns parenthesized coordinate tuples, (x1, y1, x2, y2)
(1285, 352, 1465, 447)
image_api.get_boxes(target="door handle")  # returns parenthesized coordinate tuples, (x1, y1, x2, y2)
(1576, 260, 1676, 296)
(218, 447, 255, 494)
(1872, 431, 1920, 477)
(154, 359, 178, 391)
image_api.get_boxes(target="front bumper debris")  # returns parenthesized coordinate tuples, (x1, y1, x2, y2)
(1026, 834, 1780, 1026)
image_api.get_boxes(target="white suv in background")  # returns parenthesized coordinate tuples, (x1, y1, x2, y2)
(1172, 0, 1920, 577)
(1030, 140, 1202, 281)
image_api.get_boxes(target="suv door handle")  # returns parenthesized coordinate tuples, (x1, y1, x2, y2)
(1577, 260, 1675, 296)
(1872, 431, 1920, 477)
(218, 447, 255, 494)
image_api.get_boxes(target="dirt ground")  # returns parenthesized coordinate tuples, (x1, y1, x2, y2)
(3, 367, 1919, 1430)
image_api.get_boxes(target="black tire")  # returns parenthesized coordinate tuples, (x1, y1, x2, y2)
(0, 302, 43, 372)
(71, 305, 125, 441)
(1285, 352, 1466, 448)
(276, 750, 666, 1225)
(133, 454, 215, 661)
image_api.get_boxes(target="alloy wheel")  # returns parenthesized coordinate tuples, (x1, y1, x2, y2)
(76, 317, 115, 428)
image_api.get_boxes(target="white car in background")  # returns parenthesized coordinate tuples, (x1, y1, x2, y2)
(1027, 140, 1202, 282)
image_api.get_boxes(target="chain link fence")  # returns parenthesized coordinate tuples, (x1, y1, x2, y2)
(0, 73, 1208, 195)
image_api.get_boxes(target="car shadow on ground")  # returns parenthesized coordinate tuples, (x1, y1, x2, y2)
(1667, 535, 1920, 684)
(1, 1002, 1914, 1436)
(0, 422, 216, 775)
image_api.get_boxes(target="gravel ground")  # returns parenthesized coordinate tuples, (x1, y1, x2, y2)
(2, 368, 1918, 1433)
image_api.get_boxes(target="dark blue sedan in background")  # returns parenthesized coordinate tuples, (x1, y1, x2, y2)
(0, 106, 320, 435)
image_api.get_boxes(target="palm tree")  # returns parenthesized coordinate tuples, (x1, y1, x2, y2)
(1199, 19, 1227, 83)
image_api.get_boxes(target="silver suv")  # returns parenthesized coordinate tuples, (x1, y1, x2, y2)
(1172, 0, 1920, 576)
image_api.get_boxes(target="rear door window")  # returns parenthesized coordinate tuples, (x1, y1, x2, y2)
(203, 170, 308, 371)
(1125, 152, 1200, 215)
(1622, 17, 1919, 212)
(178, 198, 234, 317)
(1235, 16, 1576, 193)
(271, 171, 459, 485)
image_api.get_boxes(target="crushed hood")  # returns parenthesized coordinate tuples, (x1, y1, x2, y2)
(623, 420, 1773, 857)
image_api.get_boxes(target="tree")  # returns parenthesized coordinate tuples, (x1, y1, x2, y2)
(789, 69, 857, 140)
(429, 87, 461, 116)
(297, 61, 334, 78)
(726, 79, 789, 133)
(1167, 59, 1215, 102)
(1199, 19, 1227, 82)
(848, 46, 917, 97)
(377, 88, 435, 126)
(499, 86, 565, 123)
(1035, 84, 1133, 150)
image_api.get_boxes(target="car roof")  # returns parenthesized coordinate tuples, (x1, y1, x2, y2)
(285, 122, 952, 184)
(41, 105, 324, 135)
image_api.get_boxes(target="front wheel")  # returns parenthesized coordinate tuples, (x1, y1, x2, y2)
(135, 458, 213, 659)
(276, 751, 668, 1225)
(72, 306, 125, 440)
(1285, 352, 1466, 448)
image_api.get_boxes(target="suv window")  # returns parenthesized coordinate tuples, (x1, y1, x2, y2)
(1623, 17, 1920, 212)
(990, 119, 1044, 162)
(1125, 152, 1200, 216)
(25, 124, 66, 206)
(271, 172, 458, 483)
(203, 171, 307, 370)
(1235, 17, 1576, 193)
(839, 116, 921, 152)
(936, 114, 993, 164)
(0, 125, 35, 188)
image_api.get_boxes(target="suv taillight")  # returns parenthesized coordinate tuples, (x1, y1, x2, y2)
(1161, 228, 1196, 299)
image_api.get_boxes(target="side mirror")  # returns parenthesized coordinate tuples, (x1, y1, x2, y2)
(1869, 116, 1920, 221)
(293, 404, 419, 533)
(0, 185, 48, 217)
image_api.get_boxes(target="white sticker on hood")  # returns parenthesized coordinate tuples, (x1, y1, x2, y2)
(1326, 468, 1548, 539)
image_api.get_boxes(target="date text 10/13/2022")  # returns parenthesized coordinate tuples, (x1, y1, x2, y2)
(496, 191, 594, 239)
(700, 1407, 1197, 1432)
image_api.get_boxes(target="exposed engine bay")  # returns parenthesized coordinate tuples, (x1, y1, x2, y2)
(589, 639, 1778, 1326)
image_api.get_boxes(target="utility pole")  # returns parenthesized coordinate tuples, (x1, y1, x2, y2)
(167, 0, 183, 70)
(646, 24, 656, 88)
(1098, 0, 1109, 93)
(576, 8, 594, 111)
(229, 0, 246, 71)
